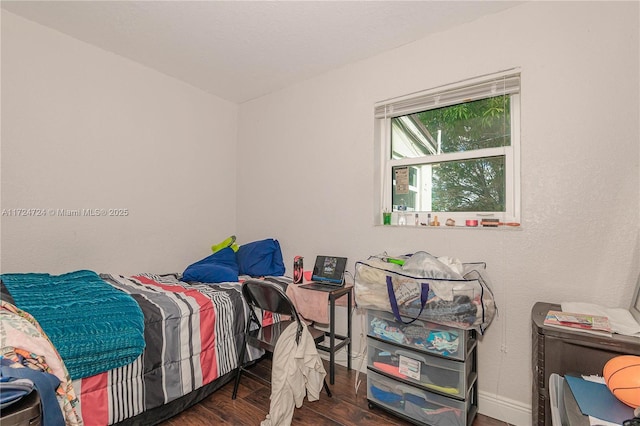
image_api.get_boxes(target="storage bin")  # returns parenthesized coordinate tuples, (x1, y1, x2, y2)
(367, 369, 477, 426)
(0, 391, 41, 426)
(367, 309, 475, 361)
(355, 255, 496, 333)
(367, 337, 475, 398)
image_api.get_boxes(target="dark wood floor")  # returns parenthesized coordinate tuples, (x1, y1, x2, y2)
(160, 358, 512, 426)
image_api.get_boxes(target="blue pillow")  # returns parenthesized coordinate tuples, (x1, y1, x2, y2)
(236, 239, 285, 277)
(182, 247, 239, 283)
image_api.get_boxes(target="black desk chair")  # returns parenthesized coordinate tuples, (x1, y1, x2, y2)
(231, 279, 332, 399)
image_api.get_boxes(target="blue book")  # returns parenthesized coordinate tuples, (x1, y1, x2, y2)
(565, 374, 634, 424)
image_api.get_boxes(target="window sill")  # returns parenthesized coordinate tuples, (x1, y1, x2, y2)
(376, 224, 522, 230)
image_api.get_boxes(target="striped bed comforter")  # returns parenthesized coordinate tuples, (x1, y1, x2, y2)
(72, 273, 263, 426)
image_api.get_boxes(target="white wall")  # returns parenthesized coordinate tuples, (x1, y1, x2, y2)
(1, 12, 238, 275)
(2, 2, 638, 424)
(237, 2, 639, 424)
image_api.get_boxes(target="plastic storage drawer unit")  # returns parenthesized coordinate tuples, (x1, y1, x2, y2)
(367, 369, 477, 426)
(367, 336, 476, 399)
(1, 391, 42, 426)
(367, 309, 475, 361)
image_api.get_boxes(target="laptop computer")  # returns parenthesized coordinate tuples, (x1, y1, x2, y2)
(298, 255, 348, 292)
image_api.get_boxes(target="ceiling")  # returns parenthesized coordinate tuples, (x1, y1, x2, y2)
(2, 1, 522, 104)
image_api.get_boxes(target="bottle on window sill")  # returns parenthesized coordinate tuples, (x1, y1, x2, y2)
(397, 205, 407, 226)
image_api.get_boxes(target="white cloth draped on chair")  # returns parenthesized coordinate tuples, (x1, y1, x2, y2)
(260, 321, 327, 426)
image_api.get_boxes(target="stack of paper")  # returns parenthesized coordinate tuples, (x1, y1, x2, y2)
(544, 310, 612, 336)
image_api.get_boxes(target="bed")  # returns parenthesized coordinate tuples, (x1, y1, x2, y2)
(0, 240, 289, 425)
(81, 272, 262, 425)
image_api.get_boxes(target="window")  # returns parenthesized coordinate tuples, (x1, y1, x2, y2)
(375, 70, 521, 226)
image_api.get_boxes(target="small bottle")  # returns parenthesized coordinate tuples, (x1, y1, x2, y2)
(415, 213, 419, 226)
(397, 205, 407, 226)
(398, 212, 406, 226)
(427, 213, 431, 226)
(293, 256, 304, 284)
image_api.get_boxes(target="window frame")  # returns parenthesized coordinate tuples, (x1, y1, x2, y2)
(374, 69, 521, 227)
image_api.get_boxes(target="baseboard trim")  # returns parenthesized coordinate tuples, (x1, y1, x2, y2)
(477, 390, 532, 426)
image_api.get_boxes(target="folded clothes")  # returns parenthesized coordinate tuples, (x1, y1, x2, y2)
(425, 331, 460, 357)
(370, 317, 406, 344)
(370, 316, 460, 357)
(405, 400, 462, 426)
(423, 382, 460, 396)
(372, 361, 408, 379)
(423, 366, 460, 389)
(369, 382, 403, 407)
(404, 392, 462, 426)
(371, 350, 399, 365)
(372, 349, 460, 390)
(404, 294, 478, 325)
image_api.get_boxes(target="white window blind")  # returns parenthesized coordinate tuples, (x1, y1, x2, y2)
(374, 69, 521, 119)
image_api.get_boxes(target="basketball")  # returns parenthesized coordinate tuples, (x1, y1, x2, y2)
(603, 355, 640, 408)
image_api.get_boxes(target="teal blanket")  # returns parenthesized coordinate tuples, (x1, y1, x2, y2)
(1, 270, 145, 380)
